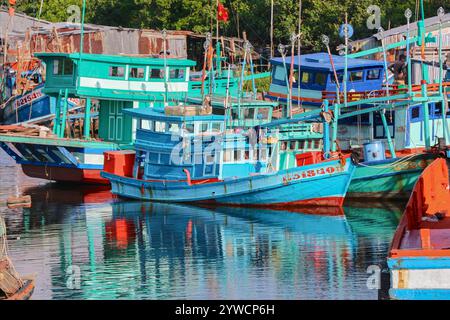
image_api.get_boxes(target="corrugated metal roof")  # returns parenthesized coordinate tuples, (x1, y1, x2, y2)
(0, 6, 50, 38)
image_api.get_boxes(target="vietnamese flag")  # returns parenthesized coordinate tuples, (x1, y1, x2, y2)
(217, 1, 229, 22)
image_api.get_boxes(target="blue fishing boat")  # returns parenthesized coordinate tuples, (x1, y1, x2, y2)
(101, 105, 355, 207)
(1, 62, 80, 125)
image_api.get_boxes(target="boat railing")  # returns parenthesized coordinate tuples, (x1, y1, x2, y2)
(322, 81, 450, 105)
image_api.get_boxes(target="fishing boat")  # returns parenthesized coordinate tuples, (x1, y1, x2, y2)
(0, 35, 270, 185)
(388, 158, 450, 300)
(265, 4, 450, 200)
(0, 59, 81, 125)
(0, 216, 35, 300)
(101, 104, 355, 207)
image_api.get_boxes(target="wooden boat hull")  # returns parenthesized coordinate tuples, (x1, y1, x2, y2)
(388, 158, 450, 300)
(347, 154, 435, 199)
(3, 279, 35, 301)
(0, 137, 117, 184)
(102, 158, 355, 207)
(1, 84, 79, 125)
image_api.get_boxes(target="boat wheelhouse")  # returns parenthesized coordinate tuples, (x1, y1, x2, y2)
(266, 53, 385, 108)
(0, 53, 196, 184)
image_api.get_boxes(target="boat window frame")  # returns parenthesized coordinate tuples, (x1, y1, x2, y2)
(366, 68, 381, 80)
(129, 66, 146, 80)
(149, 67, 167, 81)
(53, 58, 74, 76)
(168, 67, 187, 82)
(109, 65, 126, 79)
(349, 70, 364, 82)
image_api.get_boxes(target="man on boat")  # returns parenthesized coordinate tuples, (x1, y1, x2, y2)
(389, 54, 408, 85)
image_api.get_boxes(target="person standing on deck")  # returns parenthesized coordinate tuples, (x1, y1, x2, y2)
(389, 54, 408, 86)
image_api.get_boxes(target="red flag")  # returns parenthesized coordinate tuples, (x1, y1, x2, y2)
(217, 2, 229, 22)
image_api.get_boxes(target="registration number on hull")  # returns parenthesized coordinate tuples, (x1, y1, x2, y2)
(282, 165, 345, 184)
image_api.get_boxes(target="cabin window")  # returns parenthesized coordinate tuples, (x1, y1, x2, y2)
(211, 123, 222, 132)
(315, 73, 327, 86)
(155, 121, 167, 133)
(213, 107, 225, 115)
(141, 120, 153, 131)
(331, 73, 344, 84)
(150, 68, 165, 79)
(53, 58, 74, 76)
(168, 123, 181, 134)
(280, 141, 287, 151)
(109, 66, 125, 78)
(411, 107, 420, 119)
(169, 68, 185, 80)
(289, 141, 297, 150)
(244, 108, 255, 119)
(273, 66, 286, 82)
(185, 123, 195, 134)
(367, 69, 381, 80)
(200, 123, 209, 133)
(160, 153, 170, 164)
(223, 150, 233, 162)
(298, 140, 305, 149)
(231, 109, 240, 119)
(148, 152, 159, 163)
(313, 140, 321, 149)
(205, 153, 215, 164)
(292, 70, 299, 83)
(234, 150, 242, 161)
(434, 103, 443, 117)
(349, 71, 364, 82)
(260, 149, 268, 161)
(129, 67, 145, 79)
(301, 71, 313, 84)
(256, 108, 270, 120)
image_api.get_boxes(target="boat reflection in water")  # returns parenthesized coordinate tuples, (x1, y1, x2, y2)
(4, 183, 401, 300)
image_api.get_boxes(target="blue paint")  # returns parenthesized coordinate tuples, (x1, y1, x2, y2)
(388, 257, 450, 270)
(390, 289, 450, 300)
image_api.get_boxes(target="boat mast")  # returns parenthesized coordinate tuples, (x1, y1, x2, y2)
(297, 0, 302, 110)
(437, 7, 449, 142)
(270, 0, 274, 58)
(418, 0, 431, 149)
(162, 29, 168, 106)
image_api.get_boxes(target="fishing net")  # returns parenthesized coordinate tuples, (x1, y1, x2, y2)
(0, 216, 24, 299)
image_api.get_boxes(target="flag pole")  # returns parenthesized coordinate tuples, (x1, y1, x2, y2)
(216, 0, 219, 41)
(270, 0, 274, 58)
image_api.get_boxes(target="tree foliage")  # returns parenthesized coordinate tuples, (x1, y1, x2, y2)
(13, 0, 450, 52)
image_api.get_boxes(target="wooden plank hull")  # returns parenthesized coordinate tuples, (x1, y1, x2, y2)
(0, 138, 117, 184)
(347, 154, 435, 199)
(2, 279, 35, 301)
(388, 158, 450, 300)
(102, 158, 355, 207)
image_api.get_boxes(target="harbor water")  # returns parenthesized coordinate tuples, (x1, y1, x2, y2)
(0, 149, 402, 300)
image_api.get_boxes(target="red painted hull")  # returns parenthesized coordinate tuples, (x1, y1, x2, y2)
(201, 196, 345, 208)
(21, 164, 109, 185)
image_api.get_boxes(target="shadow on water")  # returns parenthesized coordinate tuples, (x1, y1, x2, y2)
(1, 179, 403, 300)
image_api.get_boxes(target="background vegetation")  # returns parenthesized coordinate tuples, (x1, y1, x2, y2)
(9, 0, 450, 53)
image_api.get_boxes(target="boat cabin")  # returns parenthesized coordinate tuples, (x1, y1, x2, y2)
(267, 53, 385, 108)
(34, 52, 196, 144)
(336, 100, 450, 152)
(124, 106, 272, 182)
(187, 95, 278, 129)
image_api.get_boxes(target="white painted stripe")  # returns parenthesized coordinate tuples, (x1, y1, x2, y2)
(392, 269, 450, 289)
(84, 154, 105, 165)
(79, 77, 189, 92)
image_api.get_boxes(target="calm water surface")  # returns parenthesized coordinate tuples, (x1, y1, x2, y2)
(0, 150, 402, 300)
